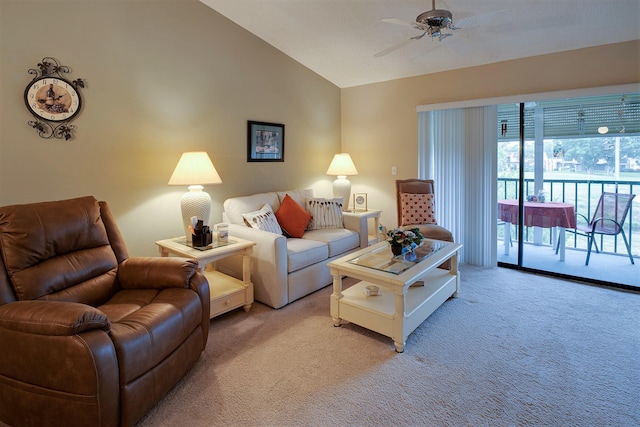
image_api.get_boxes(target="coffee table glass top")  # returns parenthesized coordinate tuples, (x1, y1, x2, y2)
(347, 240, 447, 275)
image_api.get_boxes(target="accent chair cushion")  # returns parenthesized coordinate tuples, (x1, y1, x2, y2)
(306, 197, 343, 230)
(400, 193, 437, 226)
(242, 204, 283, 234)
(275, 194, 311, 238)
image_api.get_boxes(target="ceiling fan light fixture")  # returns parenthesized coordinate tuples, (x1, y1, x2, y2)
(416, 8, 455, 40)
(416, 9, 453, 28)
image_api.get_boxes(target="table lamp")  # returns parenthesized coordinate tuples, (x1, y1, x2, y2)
(326, 153, 358, 211)
(168, 151, 222, 243)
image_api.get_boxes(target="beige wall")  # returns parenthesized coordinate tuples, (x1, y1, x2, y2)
(341, 40, 640, 230)
(0, 0, 341, 256)
(1, 1, 639, 256)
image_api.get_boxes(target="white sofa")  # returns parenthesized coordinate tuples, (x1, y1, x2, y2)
(216, 189, 368, 309)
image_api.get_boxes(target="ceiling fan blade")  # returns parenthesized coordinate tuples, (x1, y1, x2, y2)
(374, 37, 419, 58)
(381, 18, 427, 32)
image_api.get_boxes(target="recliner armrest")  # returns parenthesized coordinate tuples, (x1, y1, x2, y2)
(0, 300, 110, 336)
(117, 257, 199, 290)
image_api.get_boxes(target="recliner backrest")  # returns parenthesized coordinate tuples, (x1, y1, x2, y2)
(0, 196, 120, 306)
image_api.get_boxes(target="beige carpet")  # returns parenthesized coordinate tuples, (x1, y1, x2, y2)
(138, 265, 640, 427)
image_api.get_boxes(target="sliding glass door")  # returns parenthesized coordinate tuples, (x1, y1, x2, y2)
(496, 93, 640, 290)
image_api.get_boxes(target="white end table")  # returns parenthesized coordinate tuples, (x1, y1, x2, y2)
(156, 236, 255, 318)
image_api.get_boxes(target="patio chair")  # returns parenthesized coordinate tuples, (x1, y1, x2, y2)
(559, 192, 636, 265)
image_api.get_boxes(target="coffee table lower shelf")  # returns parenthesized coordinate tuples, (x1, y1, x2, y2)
(332, 268, 457, 352)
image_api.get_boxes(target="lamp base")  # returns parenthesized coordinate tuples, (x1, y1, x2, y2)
(332, 176, 351, 211)
(181, 185, 212, 243)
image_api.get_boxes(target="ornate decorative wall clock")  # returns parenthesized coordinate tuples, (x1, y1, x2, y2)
(23, 57, 85, 140)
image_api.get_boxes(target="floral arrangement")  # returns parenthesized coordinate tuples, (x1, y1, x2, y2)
(387, 227, 424, 252)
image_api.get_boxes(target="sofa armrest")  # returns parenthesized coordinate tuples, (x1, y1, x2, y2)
(343, 212, 368, 248)
(0, 300, 110, 336)
(216, 223, 289, 309)
(117, 257, 199, 290)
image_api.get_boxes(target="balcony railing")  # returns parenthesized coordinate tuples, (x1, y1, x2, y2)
(498, 178, 639, 257)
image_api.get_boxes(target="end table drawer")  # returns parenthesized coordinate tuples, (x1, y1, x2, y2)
(210, 289, 246, 316)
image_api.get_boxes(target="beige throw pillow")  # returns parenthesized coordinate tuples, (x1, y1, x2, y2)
(400, 193, 437, 226)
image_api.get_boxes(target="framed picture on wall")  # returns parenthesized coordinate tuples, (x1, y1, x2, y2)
(247, 121, 285, 162)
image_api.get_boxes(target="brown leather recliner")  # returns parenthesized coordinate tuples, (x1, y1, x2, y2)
(0, 196, 210, 427)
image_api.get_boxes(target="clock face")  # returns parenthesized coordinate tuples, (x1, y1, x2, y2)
(24, 77, 81, 122)
(356, 195, 365, 205)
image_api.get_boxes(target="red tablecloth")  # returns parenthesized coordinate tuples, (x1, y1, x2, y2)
(498, 200, 576, 229)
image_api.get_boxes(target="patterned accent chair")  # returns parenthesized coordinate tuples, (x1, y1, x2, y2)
(396, 179, 454, 268)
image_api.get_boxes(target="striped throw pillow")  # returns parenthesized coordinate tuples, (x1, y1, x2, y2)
(242, 204, 283, 234)
(306, 197, 343, 230)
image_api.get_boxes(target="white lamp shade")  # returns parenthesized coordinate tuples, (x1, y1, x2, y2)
(169, 152, 222, 243)
(326, 153, 358, 176)
(168, 152, 222, 185)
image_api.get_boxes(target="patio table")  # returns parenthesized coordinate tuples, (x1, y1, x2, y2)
(498, 199, 576, 261)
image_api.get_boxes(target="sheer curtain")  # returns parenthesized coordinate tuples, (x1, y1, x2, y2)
(418, 106, 497, 266)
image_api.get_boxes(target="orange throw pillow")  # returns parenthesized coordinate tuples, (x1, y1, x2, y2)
(275, 194, 312, 238)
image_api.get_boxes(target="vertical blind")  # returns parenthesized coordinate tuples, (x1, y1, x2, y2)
(418, 106, 498, 266)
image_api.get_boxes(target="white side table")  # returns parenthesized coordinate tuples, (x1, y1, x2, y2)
(344, 209, 382, 246)
(156, 236, 255, 318)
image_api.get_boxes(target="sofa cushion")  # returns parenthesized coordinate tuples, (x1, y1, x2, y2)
(275, 195, 311, 238)
(285, 238, 328, 273)
(223, 192, 279, 226)
(400, 193, 437, 226)
(306, 197, 343, 230)
(242, 204, 283, 234)
(303, 228, 359, 257)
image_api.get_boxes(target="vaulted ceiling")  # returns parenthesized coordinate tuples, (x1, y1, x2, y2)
(200, 0, 640, 88)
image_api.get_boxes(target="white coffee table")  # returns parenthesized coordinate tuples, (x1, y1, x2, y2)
(329, 239, 462, 352)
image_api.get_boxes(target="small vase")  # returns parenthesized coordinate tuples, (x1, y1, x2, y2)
(404, 251, 417, 262)
(391, 243, 403, 256)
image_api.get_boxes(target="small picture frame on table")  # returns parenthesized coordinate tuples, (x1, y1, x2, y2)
(247, 121, 285, 162)
(353, 193, 368, 212)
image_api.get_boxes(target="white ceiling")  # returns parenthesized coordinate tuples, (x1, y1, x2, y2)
(200, 0, 640, 88)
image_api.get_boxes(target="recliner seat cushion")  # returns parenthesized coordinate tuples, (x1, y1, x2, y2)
(98, 287, 203, 385)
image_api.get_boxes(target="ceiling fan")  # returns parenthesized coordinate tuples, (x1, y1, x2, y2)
(376, 0, 497, 57)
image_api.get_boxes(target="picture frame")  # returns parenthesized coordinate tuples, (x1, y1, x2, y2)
(247, 121, 285, 162)
(353, 193, 368, 212)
